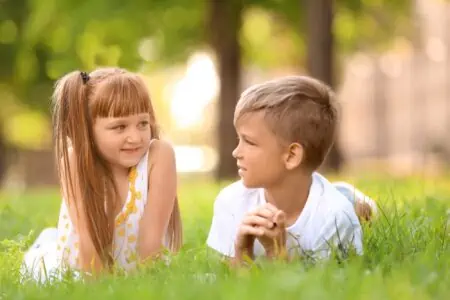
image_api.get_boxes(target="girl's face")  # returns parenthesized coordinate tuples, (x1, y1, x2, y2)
(93, 113, 152, 169)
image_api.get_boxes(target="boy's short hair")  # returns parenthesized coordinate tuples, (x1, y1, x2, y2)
(234, 75, 338, 170)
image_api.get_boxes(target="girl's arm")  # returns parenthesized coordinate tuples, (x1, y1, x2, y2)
(138, 139, 177, 261)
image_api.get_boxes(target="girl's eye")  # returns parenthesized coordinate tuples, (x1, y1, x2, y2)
(113, 125, 126, 131)
(139, 121, 149, 127)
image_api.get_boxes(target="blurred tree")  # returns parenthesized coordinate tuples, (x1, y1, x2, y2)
(1, 0, 206, 111)
(0, 0, 412, 182)
(209, 0, 243, 180)
(0, 0, 206, 181)
(305, 0, 343, 171)
(0, 0, 27, 182)
(333, 0, 412, 170)
(0, 122, 5, 184)
(211, 0, 411, 179)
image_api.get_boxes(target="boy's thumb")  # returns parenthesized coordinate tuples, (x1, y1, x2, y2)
(274, 211, 286, 227)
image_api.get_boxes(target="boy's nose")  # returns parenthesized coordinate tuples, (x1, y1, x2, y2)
(232, 145, 241, 159)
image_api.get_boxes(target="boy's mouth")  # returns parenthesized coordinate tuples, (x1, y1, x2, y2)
(237, 163, 246, 170)
(237, 164, 247, 175)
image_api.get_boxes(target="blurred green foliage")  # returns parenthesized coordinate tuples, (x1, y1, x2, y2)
(0, 0, 411, 149)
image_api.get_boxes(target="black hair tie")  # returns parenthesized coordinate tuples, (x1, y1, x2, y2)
(80, 71, 90, 84)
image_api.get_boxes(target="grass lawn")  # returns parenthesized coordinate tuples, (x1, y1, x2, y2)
(0, 175, 449, 299)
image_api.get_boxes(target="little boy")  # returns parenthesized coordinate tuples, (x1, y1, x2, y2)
(207, 76, 376, 263)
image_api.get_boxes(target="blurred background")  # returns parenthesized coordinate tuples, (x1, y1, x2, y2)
(0, 0, 449, 191)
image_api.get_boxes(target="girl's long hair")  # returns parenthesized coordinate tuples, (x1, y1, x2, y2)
(52, 68, 182, 268)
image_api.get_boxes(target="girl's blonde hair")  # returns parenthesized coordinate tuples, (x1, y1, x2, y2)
(52, 67, 182, 268)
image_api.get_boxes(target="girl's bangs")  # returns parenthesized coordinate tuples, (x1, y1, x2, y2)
(91, 74, 151, 118)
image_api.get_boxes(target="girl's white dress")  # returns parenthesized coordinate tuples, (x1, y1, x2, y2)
(21, 151, 154, 282)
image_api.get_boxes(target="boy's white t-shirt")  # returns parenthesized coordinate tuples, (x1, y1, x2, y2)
(206, 172, 363, 259)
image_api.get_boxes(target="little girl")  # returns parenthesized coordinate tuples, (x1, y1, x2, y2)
(22, 67, 182, 282)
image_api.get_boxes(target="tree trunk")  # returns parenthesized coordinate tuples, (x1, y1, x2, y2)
(209, 0, 243, 180)
(373, 57, 389, 158)
(0, 122, 7, 186)
(305, 0, 343, 172)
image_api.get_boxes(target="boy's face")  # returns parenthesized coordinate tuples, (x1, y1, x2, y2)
(232, 111, 289, 188)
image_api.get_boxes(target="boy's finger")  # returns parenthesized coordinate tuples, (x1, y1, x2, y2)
(256, 208, 276, 219)
(259, 227, 284, 240)
(238, 224, 265, 237)
(248, 208, 275, 219)
(273, 211, 286, 227)
(264, 203, 279, 213)
(243, 215, 275, 228)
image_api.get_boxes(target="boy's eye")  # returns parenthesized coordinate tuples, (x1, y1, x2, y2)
(237, 136, 255, 146)
(245, 139, 256, 146)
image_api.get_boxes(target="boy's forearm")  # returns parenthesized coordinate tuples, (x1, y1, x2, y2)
(265, 247, 288, 261)
(264, 240, 288, 261)
(235, 247, 254, 260)
(232, 245, 254, 266)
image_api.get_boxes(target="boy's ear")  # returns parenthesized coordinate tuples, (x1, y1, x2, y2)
(284, 142, 303, 170)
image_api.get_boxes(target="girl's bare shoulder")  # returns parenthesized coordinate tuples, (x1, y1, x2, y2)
(147, 139, 176, 171)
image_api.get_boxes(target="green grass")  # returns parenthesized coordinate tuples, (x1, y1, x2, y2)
(0, 175, 449, 299)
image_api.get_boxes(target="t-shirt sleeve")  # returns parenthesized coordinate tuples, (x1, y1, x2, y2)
(206, 187, 240, 257)
(311, 210, 363, 259)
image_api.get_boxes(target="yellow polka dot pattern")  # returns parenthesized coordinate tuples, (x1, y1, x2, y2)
(55, 150, 150, 272)
(115, 167, 141, 227)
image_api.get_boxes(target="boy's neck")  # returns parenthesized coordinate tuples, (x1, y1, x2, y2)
(263, 170, 313, 227)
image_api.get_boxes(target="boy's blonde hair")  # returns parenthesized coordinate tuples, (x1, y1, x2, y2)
(234, 75, 337, 170)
